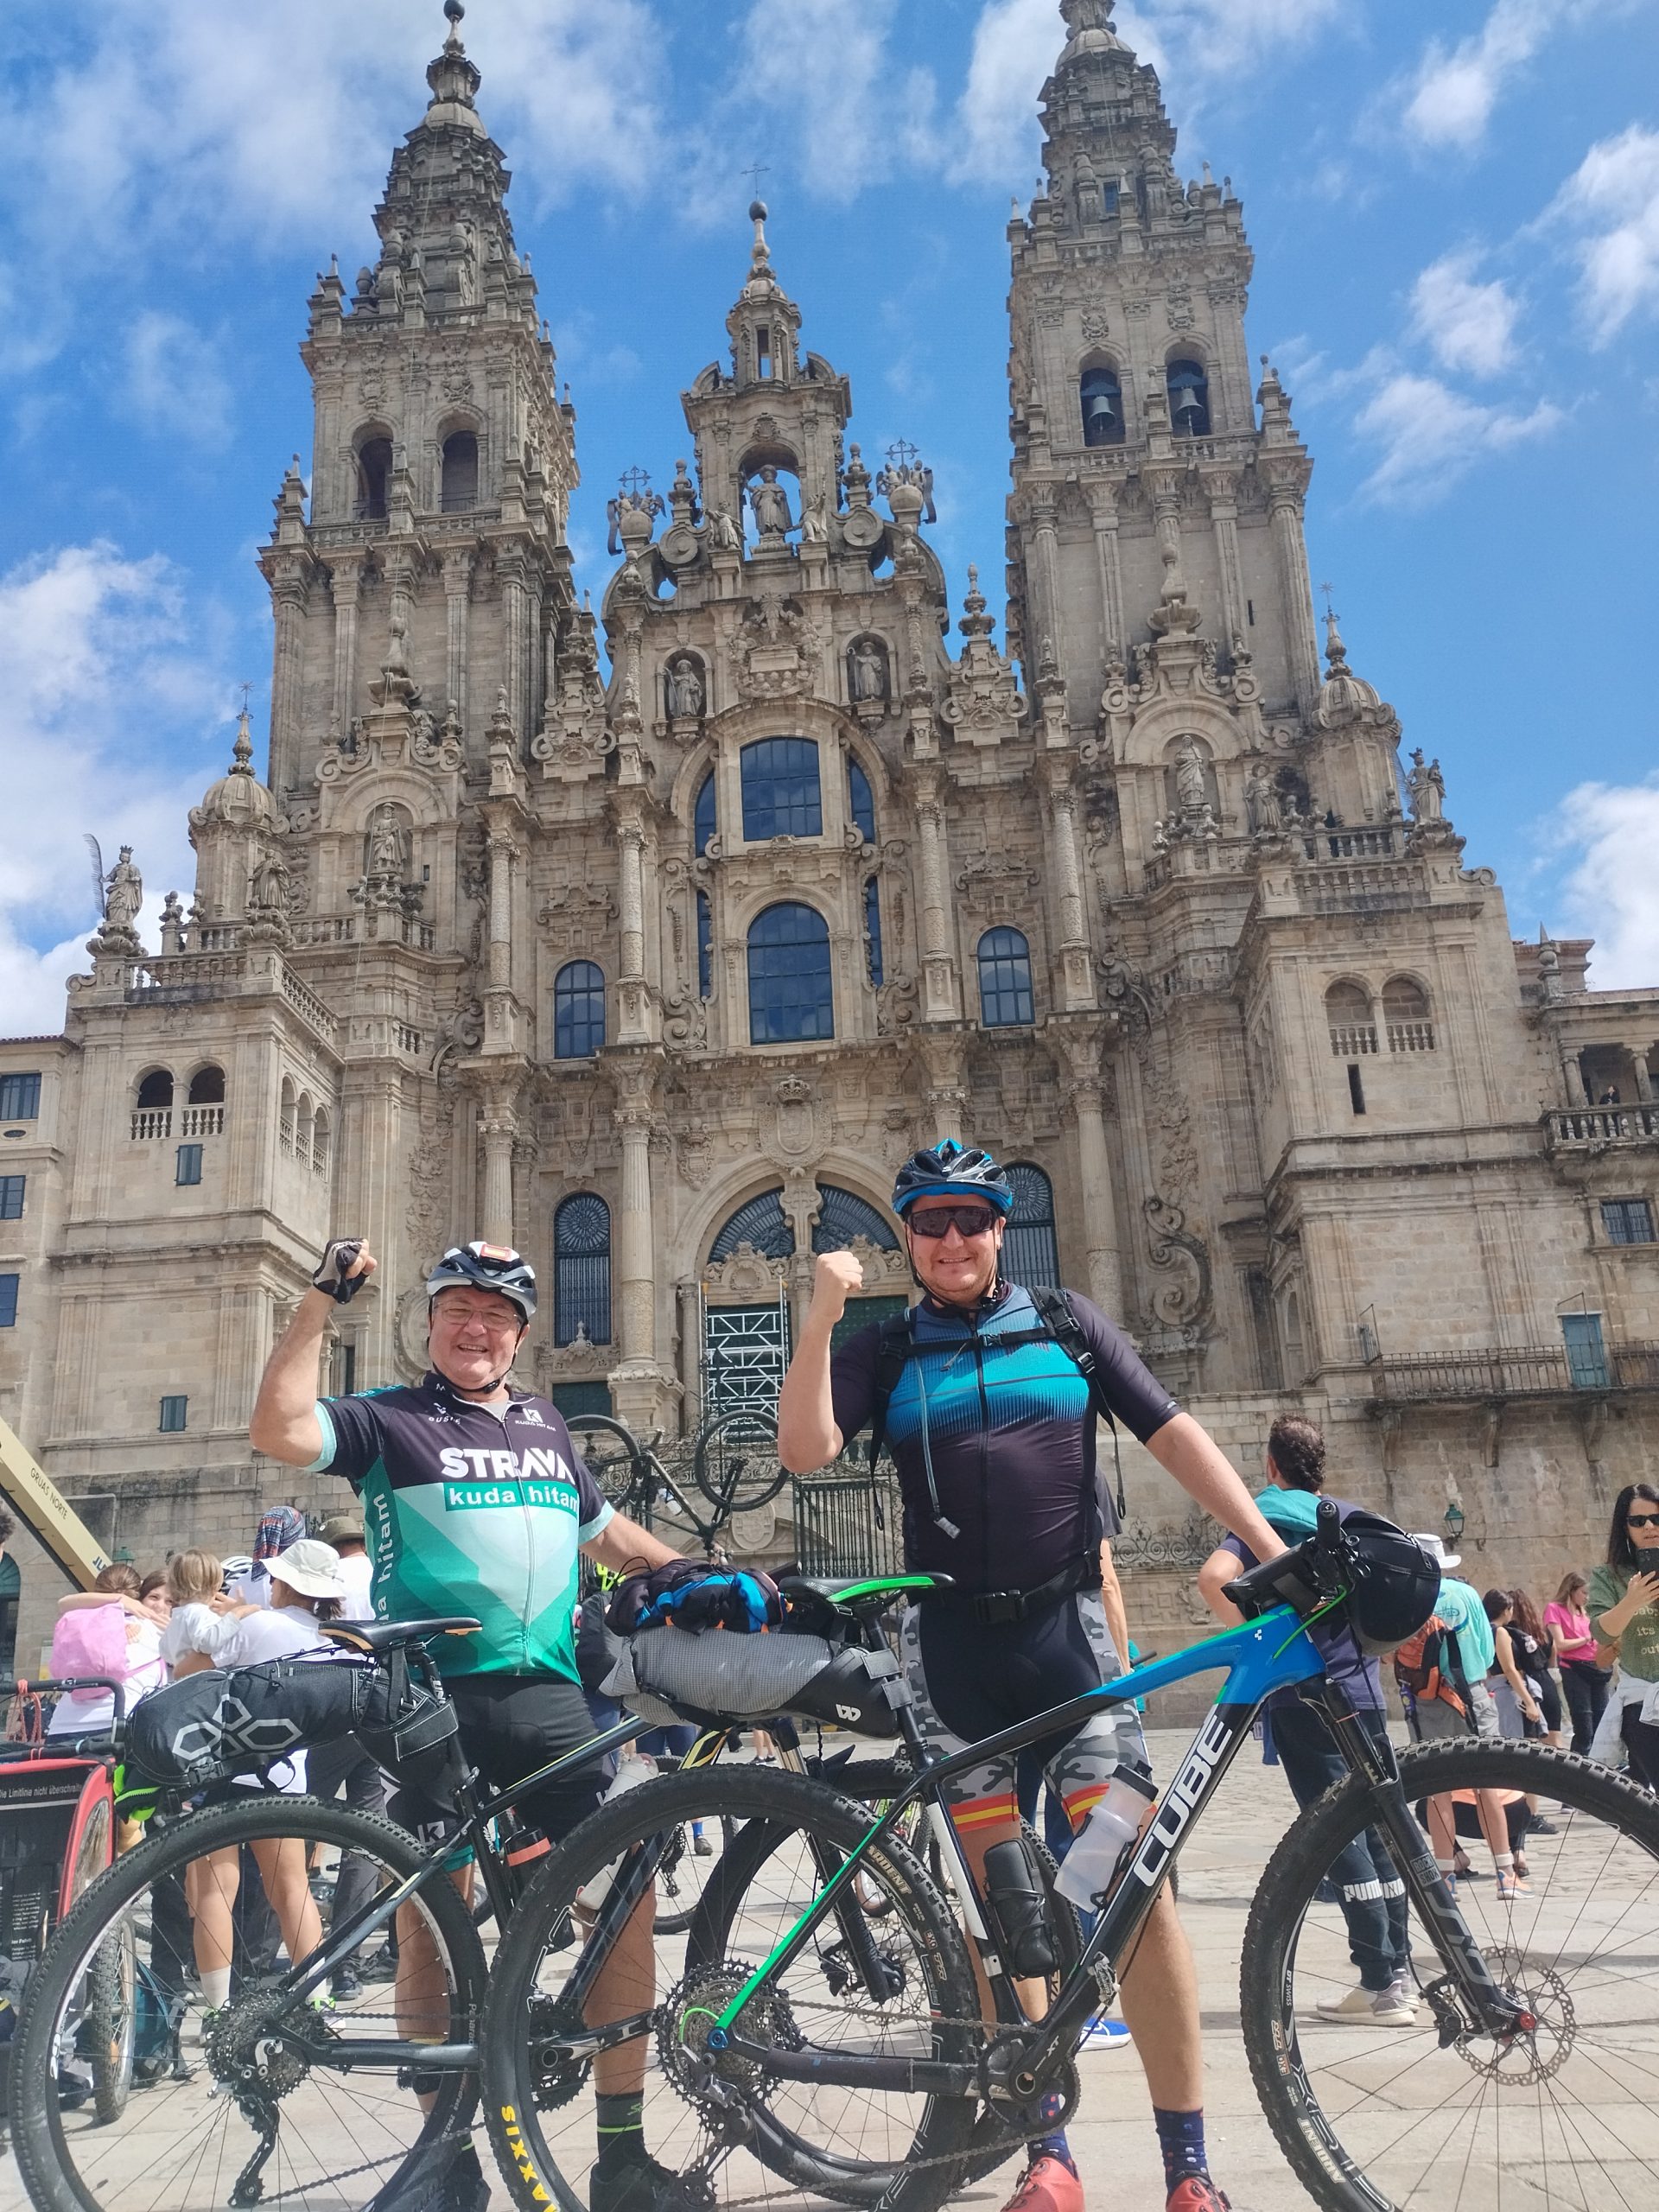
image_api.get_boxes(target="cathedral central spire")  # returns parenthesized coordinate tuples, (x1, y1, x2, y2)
(426, 0, 482, 121)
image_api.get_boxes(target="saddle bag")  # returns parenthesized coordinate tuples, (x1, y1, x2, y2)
(601, 1623, 906, 1739)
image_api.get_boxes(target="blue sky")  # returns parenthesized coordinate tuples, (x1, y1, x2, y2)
(3, 0, 1658, 1032)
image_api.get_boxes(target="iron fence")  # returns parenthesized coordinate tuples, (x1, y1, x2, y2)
(791, 1462, 905, 1580)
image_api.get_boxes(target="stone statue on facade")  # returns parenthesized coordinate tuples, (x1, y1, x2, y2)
(368, 804, 406, 882)
(104, 846, 143, 934)
(799, 492, 829, 543)
(1173, 741, 1208, 816)
(1245, 760, 1281, 835)
(707, 505, 741, 551)
(747, 467, 793, 537)
(1407, 747, 1446, 823)
(666, 658, 704, 719)
(849, 637, 887, 702)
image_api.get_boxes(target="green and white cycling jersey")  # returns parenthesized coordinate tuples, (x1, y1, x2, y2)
(308, 1370, 613, 1681)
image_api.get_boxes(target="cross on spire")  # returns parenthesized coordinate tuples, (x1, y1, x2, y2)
(887, 438, 919, 471)
(619, 466, 653, 502)
(743, 162, 770, 199)
(1319, 582, 1338, 624)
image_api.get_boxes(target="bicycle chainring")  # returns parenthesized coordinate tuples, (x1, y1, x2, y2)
(524, 1992, 594, 2111)
(658, 1961, 802, 2116)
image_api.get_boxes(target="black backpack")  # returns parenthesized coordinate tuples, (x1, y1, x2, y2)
(865, 1285, 1127, 1525)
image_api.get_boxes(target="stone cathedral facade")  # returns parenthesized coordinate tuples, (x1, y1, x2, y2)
(3, 2, 1657, 1654)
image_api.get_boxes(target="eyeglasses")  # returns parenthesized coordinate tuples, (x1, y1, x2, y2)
(906, 1205, 999, 1240)
(1627, 1512, 1659, 1530)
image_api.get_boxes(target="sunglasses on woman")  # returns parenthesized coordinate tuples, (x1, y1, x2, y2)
(906, 1205, 999, 1240)
(1627, 1512, 1659, 1530)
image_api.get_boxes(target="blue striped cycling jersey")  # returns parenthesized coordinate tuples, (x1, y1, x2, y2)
(308, 1371, 612, 1681)
(830, 1283, 1179, 1595)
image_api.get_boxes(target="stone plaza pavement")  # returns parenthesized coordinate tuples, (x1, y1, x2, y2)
(0, 1724, 1539, 2211)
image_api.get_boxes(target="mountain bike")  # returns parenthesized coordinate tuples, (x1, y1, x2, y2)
(8, 1617, 903, 2211)
(480, 1514, 1659, 2212)
(565, 1407, 789, 1539)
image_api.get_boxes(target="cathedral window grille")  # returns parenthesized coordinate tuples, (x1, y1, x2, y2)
(355, 436, 392, 520)
(554, 961, 607, 1060)
(693, 770, 717, 857)
(1166, 359, 1211, 438)
(440, 431, 479, 512)
(1325, 981, 1376, 1058)
(848, 756, 877, 844)
(133, 1068, 174, 1141)
(0, 1274, 16, 1328)
(812, 1183, 899, 1254)
(1004, 1163, 1060, 1290)
(863, 877, 884, 988)
(0, 1176, 22, 1221)
(1080, 365, 1125, 448)
(0, 1072, 41, 1122)
(555, 1192, 613, 1345)
(709, 1187, 794, 1262)
(747, 903, 833, 1044)
(977, 926, 1035, 1027)
(1602, 1198, 1656, 1246)
(175, 1144, 202, 1187)
(1381, 976, 1435, 1053)
(741, 738, 823, 842)
(696, 891, 713, 999)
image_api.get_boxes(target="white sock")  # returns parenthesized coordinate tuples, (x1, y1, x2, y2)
(1434, 1858, 1455, 1877)
(1495, 1853, 1514, 1875)
(200, 1966, 232, 2010)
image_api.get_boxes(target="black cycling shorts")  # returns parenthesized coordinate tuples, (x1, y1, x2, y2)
(388, 1675, 609, 1847)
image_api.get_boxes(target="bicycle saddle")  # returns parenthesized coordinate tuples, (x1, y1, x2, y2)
(779, 1573, 951, 1619)
(321, 1616, 480, 1655)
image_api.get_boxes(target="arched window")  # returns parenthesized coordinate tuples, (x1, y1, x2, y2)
(1005, 1163, 1060, 1289)
(709, 1187, 794, 1262)
(554, 960, 607, 1059)
(863, 877, 884, 988)
(1080, 364, 1125, 447)
(296, 1095, 315, 1167)
(137, 1070, 174, 1109)
(188, 1065, 225, 1105)
(848, 755, 876, 844)
(311, 1107, 331, 1177)
(279, 1076, 296, 1155)
(440, 430, 478, 512)
(977, 927, 1034, 1027)
(696, 891, 713, 999)
(1382, 976, 1435, 1052)
(812, 1183, 899, 1254)
(741, 738, 823, 841)
(747, 903, 833, 1043)
(555, 1192, 613, 1345)
(693, 769, 717, 858)
(1325, 980, 1376, 1057)
(1166, 359, 1211, 438)
(356, 436, 392, 519)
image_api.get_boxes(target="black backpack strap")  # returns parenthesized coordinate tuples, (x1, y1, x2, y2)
(867, 1312, 916, 1479)
(1029, 1286, 1127, 1524)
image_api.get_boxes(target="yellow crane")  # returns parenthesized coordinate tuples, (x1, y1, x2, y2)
(0, 1414, 110, 1592)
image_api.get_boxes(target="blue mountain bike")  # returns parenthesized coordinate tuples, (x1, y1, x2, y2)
(482, 1510, 1659, 2212)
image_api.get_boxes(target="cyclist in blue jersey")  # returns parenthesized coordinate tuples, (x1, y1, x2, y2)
(252, 1236, 705, 2212)
(779, 1141, 1285, 2212)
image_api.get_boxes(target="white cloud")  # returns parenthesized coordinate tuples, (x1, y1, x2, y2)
(951, 0, 1055, 188)
(1553, 776, 1659, 988)
(0, 542, 230, 1038)
(119, 311, 233, 447)
(1396, 0, 1641, 154)
(1352, 369, 1560, 505)
(1409, 251, 1521, 378)
(1548, 124, 1659, 345)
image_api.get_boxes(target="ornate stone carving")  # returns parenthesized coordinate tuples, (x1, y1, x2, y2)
(703, 1242, 788, 1298)
(955, 862, 1040, 918)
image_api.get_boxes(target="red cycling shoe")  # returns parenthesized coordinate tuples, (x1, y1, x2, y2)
(1166, 2179, 1231, 2212)
(1000, 2155, 1084, 2212)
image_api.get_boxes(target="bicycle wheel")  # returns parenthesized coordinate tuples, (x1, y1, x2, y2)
(1241, 1739, 1659, 2212)
(692, 1406, 790, 1515)
(567, 1414, 647, 1513)
(482, 1765, 982, 2212)
(86, 1919, 137, 2126)
(12, 1794, 488, 2212)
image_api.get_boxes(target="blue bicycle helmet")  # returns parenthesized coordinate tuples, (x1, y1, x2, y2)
(426, 1241, 537, 1321)
(891, 1140, 1014, 1218)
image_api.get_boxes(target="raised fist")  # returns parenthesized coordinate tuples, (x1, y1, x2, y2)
(811, 1248, 865, 1318)
(313, 1238, 378, 1305)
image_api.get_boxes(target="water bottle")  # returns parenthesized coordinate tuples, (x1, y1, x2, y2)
(1055, 1761, 1159, 1910)
(575, 1750, 659, 1913)
(982, 1837, 1058, 1978)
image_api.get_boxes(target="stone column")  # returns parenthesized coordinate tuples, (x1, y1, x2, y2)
(442, 550, 474, 731)
(1562, 1051, 1589, 1109)
(1067, 1065, 1125, 1319)
(1633, 1055, 1653, 1104)
(1201, 465, 1247, 644)
(1043, 760, 1096, 1012)
(614, 1088, 657, 1365)
(480, 1088, 518, 1246)
(499, 549, 531, 742)
(916, 1030, 970, 1143)
(327, 555, 365, 739)
(269, 561, 309, 787)
(487, 830, 514, 993)
(677, 1280, 702, 1428)
(1025, 489, 1064, 667)
(1085, 481, 1124, 660)
(1262, 467, 1320, 712)
(913, 766, 959, 1023)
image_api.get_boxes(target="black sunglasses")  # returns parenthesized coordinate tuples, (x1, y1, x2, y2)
(907, 1205, 999, 1240)
(1627, 1512, 1659, 1530)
